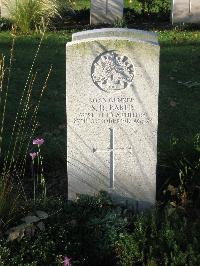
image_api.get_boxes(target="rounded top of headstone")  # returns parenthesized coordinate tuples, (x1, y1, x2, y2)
(72, 28, 158, 43)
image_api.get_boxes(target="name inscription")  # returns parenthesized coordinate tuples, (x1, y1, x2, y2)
(73, 97, 151, 125)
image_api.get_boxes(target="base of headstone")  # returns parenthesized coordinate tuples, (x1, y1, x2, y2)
(108, 189, 153, 211)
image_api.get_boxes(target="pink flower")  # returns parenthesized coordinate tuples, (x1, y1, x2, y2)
(33, 138, 44, 146)
(63, 256, 71, 266)
(30, 152, 38, 160)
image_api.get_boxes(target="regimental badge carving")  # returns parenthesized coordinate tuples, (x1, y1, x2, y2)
(91, 51, 134, 92)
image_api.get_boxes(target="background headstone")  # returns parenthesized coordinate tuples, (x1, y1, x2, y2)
(90, 0, 123, 25)
(0, 0, 12, 18)
(172, 0, 200, 24)
(66, 29, 160, 210)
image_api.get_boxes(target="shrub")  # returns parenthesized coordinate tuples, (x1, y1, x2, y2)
(0, 193, 128, 265)
(5, 0, 60, 34)
(126, 0, 170, 16)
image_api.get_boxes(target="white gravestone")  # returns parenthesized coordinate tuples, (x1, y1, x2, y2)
(66, 29, 160, 210)
(90, 0, 123, 25)
(172, 0, 200, 24)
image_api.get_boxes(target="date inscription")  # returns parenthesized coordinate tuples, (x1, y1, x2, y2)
(73, 97, 151, 125)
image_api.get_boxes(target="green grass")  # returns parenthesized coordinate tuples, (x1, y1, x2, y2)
(158, 30, 200, 141)
(0, 29, 199, 195)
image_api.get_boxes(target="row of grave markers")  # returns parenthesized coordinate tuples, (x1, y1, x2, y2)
(1, 0, 200, 24)
(91, 0, 200, 24)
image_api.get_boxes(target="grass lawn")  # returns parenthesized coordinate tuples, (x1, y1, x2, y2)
(0, 28, 199, 195)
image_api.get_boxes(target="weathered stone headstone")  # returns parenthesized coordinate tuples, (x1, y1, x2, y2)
(66, 29, 160, 210)
(172, 0, 200, 24)
(90, 0, 123, 25)
(0, 0, 10, 18)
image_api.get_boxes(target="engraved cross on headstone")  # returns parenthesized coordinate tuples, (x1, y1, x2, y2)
(93, 128, 132, 189)
(106, 0, 108, 15)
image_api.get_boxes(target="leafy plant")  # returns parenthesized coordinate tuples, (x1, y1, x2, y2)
(0, 194, 199, 265)
(113, 233, 141, 266)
